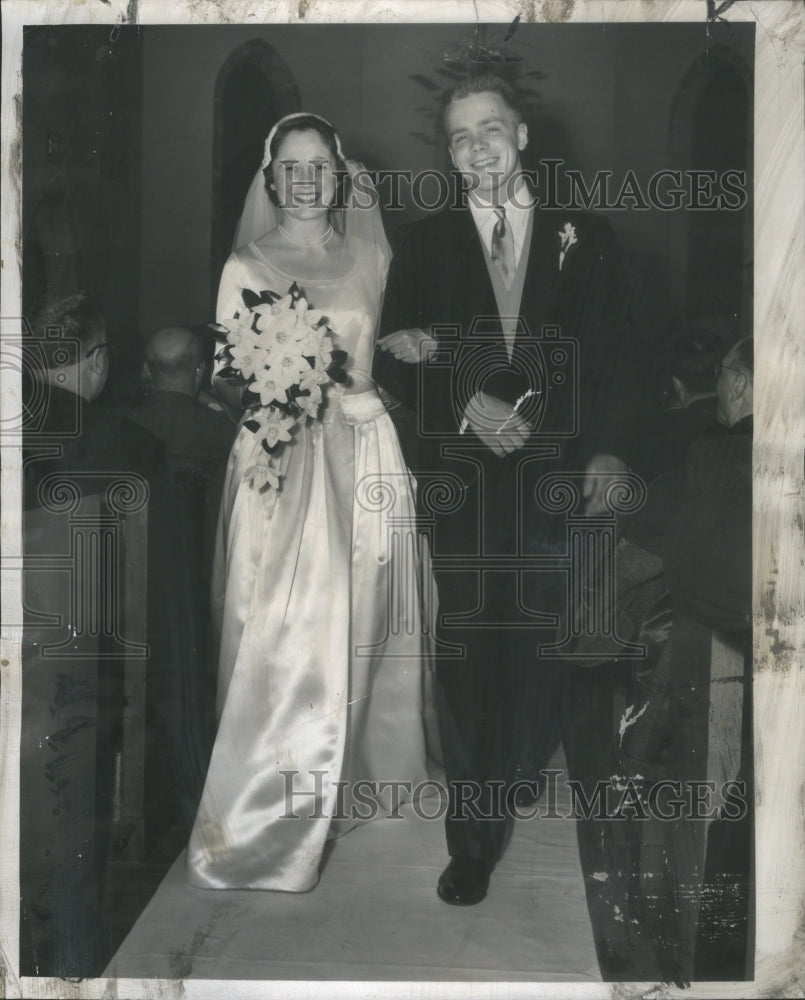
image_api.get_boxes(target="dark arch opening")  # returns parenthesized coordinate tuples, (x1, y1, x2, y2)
(669, 47, 752, 338)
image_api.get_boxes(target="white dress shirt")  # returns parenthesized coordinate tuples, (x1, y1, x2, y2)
(468, 175, 534, 269)
(460, 176, 535, 434)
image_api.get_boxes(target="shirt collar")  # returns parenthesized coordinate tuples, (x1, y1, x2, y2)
(468, 174, 533, 219)
(468, 174, 534, 257)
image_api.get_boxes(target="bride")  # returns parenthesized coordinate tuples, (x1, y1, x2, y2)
(186, 113, 435, 892)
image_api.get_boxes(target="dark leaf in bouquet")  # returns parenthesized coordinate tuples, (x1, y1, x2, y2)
(210, 323, 231, 344)
(242, 288, 262, 309)
(215, 366, 240, 380)
(328, 365, 348, 384)
(260, 289, 280, 304)
(243, 388, 261, 406)
(329, 349, 348, 368)
(244, 419, 261, 434)
(274, 399, 296, 417)
(261, 438, 281, 455)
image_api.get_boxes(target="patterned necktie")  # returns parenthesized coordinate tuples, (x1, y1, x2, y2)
(491, 206, 515, 289)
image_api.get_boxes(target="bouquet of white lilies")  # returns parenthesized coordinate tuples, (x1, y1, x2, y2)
(214, 282, 348, 494)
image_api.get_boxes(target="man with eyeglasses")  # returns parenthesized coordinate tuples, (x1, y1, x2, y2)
(20, 292, 167, 976)
(618, 337, 753, 980)
(713, 339, 753, 431)
(23, 292, 164, 503)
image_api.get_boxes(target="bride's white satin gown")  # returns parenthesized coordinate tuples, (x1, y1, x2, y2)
(186, 238, 436, 891)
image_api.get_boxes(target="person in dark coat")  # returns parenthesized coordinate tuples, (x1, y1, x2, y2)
(125, 326, 236, 483)
(123, 326, 237, 578)
(374, 75, 644, 906)
(648, 326, 726, 478)
(619, 337, 753, 983)
(21, 293, 165, 978)
(122, 326, 239, 825)
(23, 293, 164, 505)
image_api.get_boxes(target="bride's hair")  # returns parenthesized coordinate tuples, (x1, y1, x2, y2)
(263, 114, 351, 209)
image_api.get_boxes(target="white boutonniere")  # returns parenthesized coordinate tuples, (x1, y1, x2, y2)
(558, 222, 579, 271)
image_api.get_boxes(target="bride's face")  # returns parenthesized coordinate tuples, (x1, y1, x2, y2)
(271, 129, 338, 220)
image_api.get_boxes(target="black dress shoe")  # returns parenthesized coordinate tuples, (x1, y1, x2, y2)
(437, 857, 493, 906)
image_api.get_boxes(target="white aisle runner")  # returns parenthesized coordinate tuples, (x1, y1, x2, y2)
(105, 750, 601, 982)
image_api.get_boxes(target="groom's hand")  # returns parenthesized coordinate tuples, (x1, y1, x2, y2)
(377, 328, 438, 364)
(463, 391, 531, 458)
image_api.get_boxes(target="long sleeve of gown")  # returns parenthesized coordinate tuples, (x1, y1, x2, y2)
(212, 253, 248, 408)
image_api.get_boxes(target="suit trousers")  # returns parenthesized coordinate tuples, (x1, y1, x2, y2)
(430, 448, 624, 865)
(430, 448, 565, 863)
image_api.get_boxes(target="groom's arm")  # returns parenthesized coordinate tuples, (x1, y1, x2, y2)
(373, 224, 424, 412)
(558, 213, 643, 468)
(555, 212, 648, 511)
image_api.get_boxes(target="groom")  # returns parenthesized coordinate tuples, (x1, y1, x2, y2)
(375, 76, 641, 905)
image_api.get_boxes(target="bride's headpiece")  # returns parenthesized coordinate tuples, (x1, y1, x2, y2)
(261, 112, 345, 169)
(233, 111, 389, 275)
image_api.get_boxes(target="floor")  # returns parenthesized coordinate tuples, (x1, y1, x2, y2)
(105, 748, 602, 983)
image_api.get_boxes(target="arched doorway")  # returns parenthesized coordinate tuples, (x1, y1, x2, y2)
(211, 40, 300, 285)
(668, 47, 752, 337)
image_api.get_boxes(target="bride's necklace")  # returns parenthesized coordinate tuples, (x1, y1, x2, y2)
(278, 223, 334, 247)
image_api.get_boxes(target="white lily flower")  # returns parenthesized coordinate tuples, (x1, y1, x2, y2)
(244, 462, 281, 491)
(252, 407, 296, 448)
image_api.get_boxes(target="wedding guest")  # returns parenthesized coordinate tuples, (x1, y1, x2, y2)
(21, 292, 164, 976)
(123, 325, 236, 543)
(662, 336, 752, 628)
(123, 325, 238, 824)
(648, 326, 725, 477)
(619, 337, 754, 982)
(23, 292, 164, 504)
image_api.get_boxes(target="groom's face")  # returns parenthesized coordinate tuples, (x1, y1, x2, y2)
(446, 91, 528, 201)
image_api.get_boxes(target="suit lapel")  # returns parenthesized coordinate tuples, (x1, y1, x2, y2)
(520, 206, 560, 337)
(447, 203, 562, 343)
(451, 207, 497, 325)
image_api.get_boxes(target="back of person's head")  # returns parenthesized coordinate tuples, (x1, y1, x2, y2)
(665, 329, 725, 392)
(144, 326, 206, 396)
(657, 326, 725, 410)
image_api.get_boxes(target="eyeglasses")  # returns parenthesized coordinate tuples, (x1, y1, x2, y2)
(85, 342, 111, 360)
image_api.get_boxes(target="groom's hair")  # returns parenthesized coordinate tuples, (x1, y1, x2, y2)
(441, 75, 523, 127)
(263, 114, 351, 208)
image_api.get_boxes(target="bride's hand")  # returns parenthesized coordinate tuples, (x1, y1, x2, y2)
(377, 328, 438, 364)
